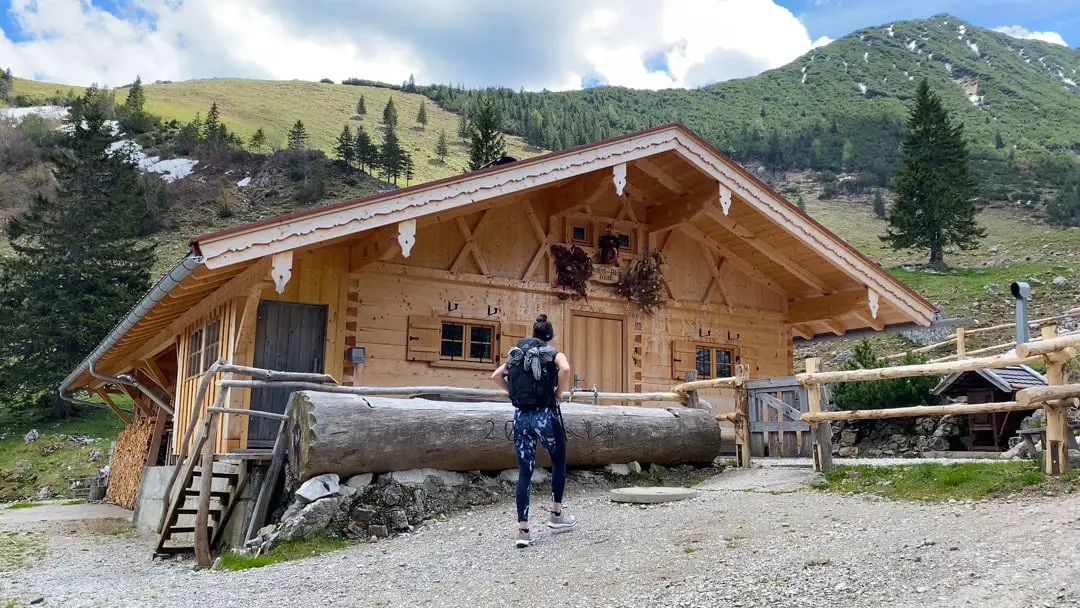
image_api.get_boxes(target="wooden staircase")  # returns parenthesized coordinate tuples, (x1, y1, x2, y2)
(154, 460, 249, 557)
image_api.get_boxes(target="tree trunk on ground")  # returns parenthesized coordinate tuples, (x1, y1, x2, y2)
(287, 392, 723, 481)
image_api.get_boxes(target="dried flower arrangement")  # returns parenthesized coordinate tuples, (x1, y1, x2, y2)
(614, 252, 666, 313)
(550, 244, 593, 299)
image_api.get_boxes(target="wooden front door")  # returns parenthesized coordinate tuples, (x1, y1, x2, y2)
(249, 300, 328, 446)
(567, 313, 625, 394)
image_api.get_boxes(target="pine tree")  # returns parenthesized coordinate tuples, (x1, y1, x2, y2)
(416, 101, 428, 130)
(994, 132, 1005, 149)
(435, 129, 449, 163)
(356, 95, 367, 117)
(873, 189, 886, 218)
(354, 126, 376, 172)
(0, 67, 12, 100)
(403, 153, 415, 186)
(382, 97, 398, 129)
(288, 119, 308, 150)
(796, 194, 806, 211)
(204, 102, 222, 146)
(122, 75, 146, 116)
(457, 113, 469, 143)
(249, 128, 267, 153)
(0, 87, 154, 415)
(335, 124, 355, 166)
(883, 79, 985, 268)
(379, 126, 405, 184)
(468, 94, 506, 171)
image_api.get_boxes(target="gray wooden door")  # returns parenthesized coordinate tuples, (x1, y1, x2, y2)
(249, 300, 327, 446)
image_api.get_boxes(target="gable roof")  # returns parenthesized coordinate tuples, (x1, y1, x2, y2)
(61, 123, 936, 392)
(932, 365, 1047, 395)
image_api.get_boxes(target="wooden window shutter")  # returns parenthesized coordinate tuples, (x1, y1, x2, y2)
(406, 316, 441, 362)
(671, 340, 696, 380)
(500, 323, 529, 360)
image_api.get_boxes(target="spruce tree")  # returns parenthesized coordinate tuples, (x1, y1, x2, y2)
(382, 97, 398, 129)
(457, 113, 469, 143)
(403, 153, 415, 186)
(468, 94, 506, 171)
(0, 87, 154, 415)
(204, 102, 222, 147)
(873, 189, 886, 218)
(249, 128, 267, 153)
(883, 79, 984, 268)
(336, 124, 355, 165)
(416, 101, 428, 130)
(435, 129, 449, 163)
(287, 120, 308, 150)
(356, 95, 367, 117)
(354, 126, 376, 173)
(379, 126, 405, 184)
(122, 75, 146, 116)
(0, 67, 12, 100)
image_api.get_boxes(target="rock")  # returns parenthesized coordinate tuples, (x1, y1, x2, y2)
(834, 349, 854, 362)
(840, 430, 859, 446)
(210, 557, 224, 571)
(498, 468, 550, 484)
(351, 507, 376, 523)
(87, 449, 103, 463)
(23, 429, 39, 444)
(989, 244, 1000, 253)
(627, 461, 642, 474)
(36, 486, 51, 500)
(337, 484, 357, 497)
(370, 524, 389, 538)
(280, 496, 343, 541)
(604, 463, 632, 476)
(390, 468, 467, 488)
(295, 473, 340, 504)
(649, 463, 668, 474)
(30, 597, 44, 605)
(837, 446, 858, 457)
(382, 484, 403, 506)
(344, 473, 374, 489)
(1054, 276, 1069, 286)
(257, 525, 276, 538)
(805, 555, 831, 567)
(387, 507, 410, 531)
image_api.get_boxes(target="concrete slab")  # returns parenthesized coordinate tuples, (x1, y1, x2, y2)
(0, 502, 132, 527)
(609, 487, 699, 504)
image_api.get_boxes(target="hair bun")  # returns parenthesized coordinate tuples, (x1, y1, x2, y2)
(536, 314, 548, 323)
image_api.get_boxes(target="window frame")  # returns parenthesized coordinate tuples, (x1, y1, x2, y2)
(185, 318, 222, 378)
(693, 344, 737, 379)
(438, 318, 499, 366)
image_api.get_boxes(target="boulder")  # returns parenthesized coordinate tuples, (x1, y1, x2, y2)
(36, 486, 50, 500)
(627, 461, 642, 474)
(387, 507, 410, 531)
(370, 525, 389, 538)
(23, 429, 39, 444)
(344, 473, 374, 489)
(280, 496, 343, 541)
(1054, 276, 1069, 287)
(390, 468, 467, 488)
(498, 468, 550, 484)
(295, 473, 340, 504)
(837, 446, 858, 457)
(840, 430, 859, 446)
(604, 463, 632, 476)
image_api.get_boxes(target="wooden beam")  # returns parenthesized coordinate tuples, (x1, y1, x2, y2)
(805, 358, 832, 473)
(140, 358, 174, 401)
(821, 318, 847, 336)
(633, 158, 686, 195)
(678, 224, 786, 296)
(548, 172, 610, 217)
(700, 243, 729, 306)
(797, 352, 1044, 385)
(1016, 331, 1080, 358)
(450, 212, 490, 275)
(95, 389, 133, 424)
(703, 206, 830, 295)
(122, 258, 272, 370)
(521, 201, 553, 280)
(657, 232, 677, 301)
(1016, 384, 1080, 409)
(787, 290, 870, 326)
(852, 310, 885, 332)
(791, 325, 814, 340)
(802, 400, 1035, 423)
(647, 188, 714, 234)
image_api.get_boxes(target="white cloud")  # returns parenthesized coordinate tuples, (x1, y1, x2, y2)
(0, 0, 827, 91)
(993, 25, 1068, 47)
(812, 36, 833, 48)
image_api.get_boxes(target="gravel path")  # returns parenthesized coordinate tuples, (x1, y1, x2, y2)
(4, 467, 1080, 608)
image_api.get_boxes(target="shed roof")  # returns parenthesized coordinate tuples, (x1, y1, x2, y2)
(932, 366, 1047, 396)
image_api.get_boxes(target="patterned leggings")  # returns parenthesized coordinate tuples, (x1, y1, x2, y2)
(513, 407, 567, 523)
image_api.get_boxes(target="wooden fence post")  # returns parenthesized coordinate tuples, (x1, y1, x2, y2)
(955, 327, 966, 359)
(683, 370, 701, 409)
(805, 358, 832, 473)
(733, 365, 752, 468)
(1041, 326, 1069, 476)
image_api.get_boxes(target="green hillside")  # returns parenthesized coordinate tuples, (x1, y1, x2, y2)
(421, 14, 1080, 203)
(9, 78, 542, 184)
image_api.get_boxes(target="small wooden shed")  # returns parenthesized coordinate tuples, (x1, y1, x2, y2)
(932, 366, 1045, 451)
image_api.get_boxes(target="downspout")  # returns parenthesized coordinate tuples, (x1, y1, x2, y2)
(90, 361, 174, 417)
(58, 252, 203, 398)
(57, 388, 135, 416)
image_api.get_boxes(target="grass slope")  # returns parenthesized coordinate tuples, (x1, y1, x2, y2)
(817, 461, 1080, 501)
(10, 77, 542, 184)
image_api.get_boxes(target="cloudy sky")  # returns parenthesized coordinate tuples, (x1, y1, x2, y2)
(0, 0, 1075, 90)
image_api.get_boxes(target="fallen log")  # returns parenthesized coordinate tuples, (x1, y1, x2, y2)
(287, 392, 722, 481)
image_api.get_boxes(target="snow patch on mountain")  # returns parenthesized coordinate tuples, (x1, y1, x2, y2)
(108, 141, 198, 183)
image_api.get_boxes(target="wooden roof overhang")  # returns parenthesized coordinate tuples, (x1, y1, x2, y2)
(62, 123, 936, 391)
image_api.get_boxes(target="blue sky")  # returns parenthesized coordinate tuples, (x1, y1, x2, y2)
(0, 0, 1073, 90)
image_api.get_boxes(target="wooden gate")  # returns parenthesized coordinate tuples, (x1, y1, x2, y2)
(747, 377, 813, 457)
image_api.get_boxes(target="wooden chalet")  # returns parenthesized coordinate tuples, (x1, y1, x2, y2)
(61, 123, 937, 463)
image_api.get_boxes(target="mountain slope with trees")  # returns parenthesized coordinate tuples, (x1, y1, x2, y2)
(421, 14, 1080, 206)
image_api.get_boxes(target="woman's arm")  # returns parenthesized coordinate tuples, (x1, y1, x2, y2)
(491, 363, 508, 390)
(554, 352, 571, 395)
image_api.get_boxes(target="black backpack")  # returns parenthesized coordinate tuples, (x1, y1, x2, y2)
(506, 338, 557, 410)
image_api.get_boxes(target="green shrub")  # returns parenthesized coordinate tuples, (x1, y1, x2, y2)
(831, 340, 943, 411)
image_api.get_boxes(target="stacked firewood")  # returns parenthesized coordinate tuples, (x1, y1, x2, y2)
(105, 413, 156, 508)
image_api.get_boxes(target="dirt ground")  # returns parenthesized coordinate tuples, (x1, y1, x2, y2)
(3, 467, 1080, 608)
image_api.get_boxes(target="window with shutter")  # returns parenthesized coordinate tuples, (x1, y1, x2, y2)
(500, 323, 529, 359)
(406, 315, 442, 362)
(671, 341, 697, 380)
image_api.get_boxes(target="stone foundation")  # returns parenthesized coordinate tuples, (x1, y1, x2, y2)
(831, 415, 969, 458)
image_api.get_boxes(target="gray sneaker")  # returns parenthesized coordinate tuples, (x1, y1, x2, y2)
(547, 511, 578, 531)
(515, 529, 532, 548)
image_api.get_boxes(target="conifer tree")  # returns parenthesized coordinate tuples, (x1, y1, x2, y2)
(435, 129, 449, 163)
(356, 95, 367, 117)
(873, 189, 886, 218)
(0, 87, 154, 415)
(416, 101, 428, 130)
(379, 126, 405, 184)
(468, 94, 506, 171)
(883, 79, 984, 268)
(122, 75, 146, 116)
(0, 67, 12, 100)
(382, 97, 398, 129)
(204, 102, 222, 146)
(457, 113, 469, 143)
(249, 128, 267, 153)
(336, 124, 355, 166)
(287, 119, 308, 150)
(403, 153, 415, 186)
(354, 126, 376, 173)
